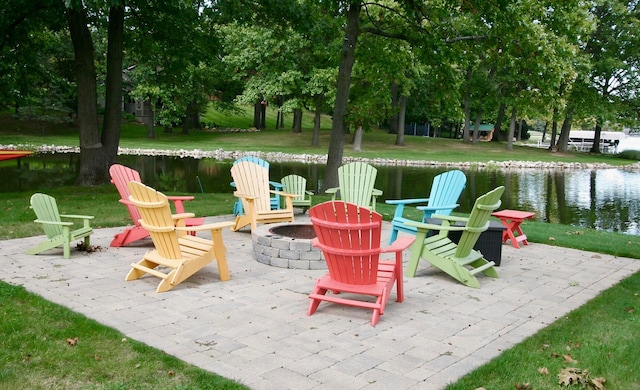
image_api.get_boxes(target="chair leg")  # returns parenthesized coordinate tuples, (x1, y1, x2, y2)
(307, 284, 326, 315)
(406, 229, 429, 277)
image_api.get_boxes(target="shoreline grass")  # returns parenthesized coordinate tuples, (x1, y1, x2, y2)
(2, 110, 639, 389)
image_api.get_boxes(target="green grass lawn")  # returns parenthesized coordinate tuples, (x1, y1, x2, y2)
(1, 108, 639, 389)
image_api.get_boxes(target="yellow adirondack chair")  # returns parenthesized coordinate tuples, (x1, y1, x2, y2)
(325, 162, 382, 210)
(230, 156, 284, 215)
(405, 186, 505, 288)
(125, 181, 235, 293)
(280, 174, 313, 213)
(230, 161, 297, 232)
(26, 193, 94, 259)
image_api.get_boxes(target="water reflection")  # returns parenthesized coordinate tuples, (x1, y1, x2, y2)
(2, 153, 638, 235)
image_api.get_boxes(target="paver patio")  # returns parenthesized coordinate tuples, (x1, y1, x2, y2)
(2, 214, 639, 389)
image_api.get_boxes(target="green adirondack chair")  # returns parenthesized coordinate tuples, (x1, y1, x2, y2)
(405, 186, 505, 288)
(26, 193, 94, 259)
(325, 162, 383, 210)
(386, 170, 467, 244)
(280, 174, 313, 213)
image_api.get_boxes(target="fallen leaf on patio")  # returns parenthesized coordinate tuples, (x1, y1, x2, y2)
(538, 367, 549, 375)
(66, 337, 78, 346)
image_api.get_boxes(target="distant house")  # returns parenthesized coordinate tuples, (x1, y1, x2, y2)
(475, 124, 495, 141)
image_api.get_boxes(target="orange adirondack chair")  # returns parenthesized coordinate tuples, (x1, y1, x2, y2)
(308, 201, 415, 326)
(109, 164, 205, 247)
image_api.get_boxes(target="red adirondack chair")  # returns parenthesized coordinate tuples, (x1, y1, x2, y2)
(308, 201, 415, 326)
(109, 164, 205, 247)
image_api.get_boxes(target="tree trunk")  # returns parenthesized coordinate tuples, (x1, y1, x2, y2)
(506, 106, 517, 151)
(462, 66, 472, 143)
(68, 5, 105, 186)
(556, 106, 574, 153)
(395, 95, 406, 146)
(389, 79, 399, 134)
(147, 104, 155, 138)
(253, 95, 262, 129)
(292, 109, 302, 133)
(312, 96, 323, 147)
(549, 107, 558, 150)
(323, 1, 360, 191)
(493, 103, 506, 142)
(472, 108, 482, 144)
(100, 2, 124, 172)
(182, 100, 199, 134)
(590, 120, 602, 153)
(353, 125, 363, 151)
(517, 118, 523, 142)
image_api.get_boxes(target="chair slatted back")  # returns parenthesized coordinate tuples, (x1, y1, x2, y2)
(454, 186, 505, 258)
(110, 164, 143, 225)
(127, 181, 181, 259)
(310, 201, 382, 286)
(280, 174, 307, 201)
(337, 162, 378, 208)
(424, 170, 467, 220)
(30, 193, 63, 239)
(230, 161, 272, 213)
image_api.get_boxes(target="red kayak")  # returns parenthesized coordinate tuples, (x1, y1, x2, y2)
(0, 150, 33, 161)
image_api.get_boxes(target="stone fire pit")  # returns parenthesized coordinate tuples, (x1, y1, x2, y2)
(252, 223, 326, 269)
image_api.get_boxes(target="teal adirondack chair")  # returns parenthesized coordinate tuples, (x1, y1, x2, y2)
(386, 170, 466, 244)
(280, 174, 313, 213)
(405, 186, 505, 288)
(325, 162, 382, 210)
(26, 193, 94, 259)
(231, 156, 283, 215)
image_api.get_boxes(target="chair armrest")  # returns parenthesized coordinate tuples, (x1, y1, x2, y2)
(59, 214, 95, 220)
(372, 188, 383, 196)
(233, 192, 257, 200)
(431, 214, 469, 224)
(404, 220, 467, 232)
(305, 190, 314, 196)
(34, 219, 73, 227)
(269, 181, 284, 190)
(381, 236, 415, 253)
(270, 190, 298, 199)
(171, 213, 196, 221)
(324, 187, 338, 201)
(176, 221, 235, 233)
(385, 198, 430, 205)
(167, 195, 195, 213)
(417, 203, 459, 212)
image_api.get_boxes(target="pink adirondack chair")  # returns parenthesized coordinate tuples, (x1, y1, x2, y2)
(308, 201, 415, 326)
(109, 164, 205, 247)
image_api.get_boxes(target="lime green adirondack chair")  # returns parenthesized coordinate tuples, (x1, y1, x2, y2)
(386, 170, 467, 244)
(405, 186, 505, 288)
(280, 174, 313, 213)
(325, 162, 382, 210)
(26, 193, 94, 259)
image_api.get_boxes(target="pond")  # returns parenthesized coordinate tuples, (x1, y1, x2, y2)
(2, 152, 639, 236)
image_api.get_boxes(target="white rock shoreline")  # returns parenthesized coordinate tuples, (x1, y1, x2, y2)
(4, 143, 640, 171)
